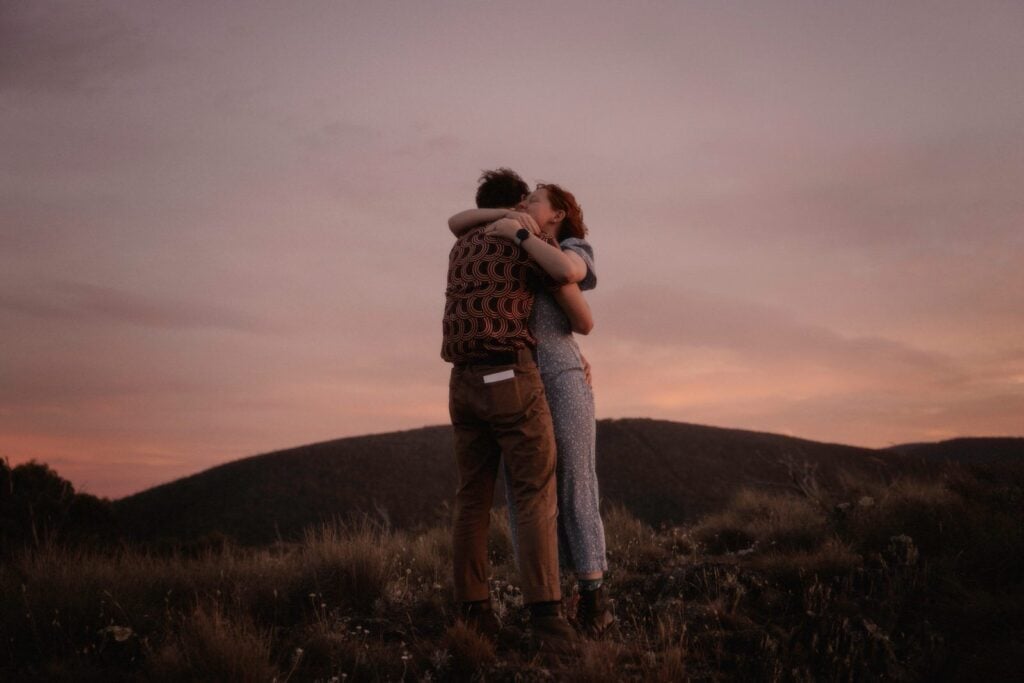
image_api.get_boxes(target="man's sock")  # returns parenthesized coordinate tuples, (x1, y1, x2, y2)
(578, 577, 603, 593)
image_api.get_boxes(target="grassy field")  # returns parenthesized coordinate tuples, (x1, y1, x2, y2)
(2, 458, 1022, 681)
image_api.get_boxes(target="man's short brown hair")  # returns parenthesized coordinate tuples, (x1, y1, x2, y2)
(476, 168, 529, 209)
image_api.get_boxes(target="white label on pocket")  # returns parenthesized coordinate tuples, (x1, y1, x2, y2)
(482, 369, 515, 384)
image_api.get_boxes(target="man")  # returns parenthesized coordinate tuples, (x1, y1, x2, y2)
(441, 168, 579, 655)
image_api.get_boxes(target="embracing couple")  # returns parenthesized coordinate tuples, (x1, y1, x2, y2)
(440, 168, 613, 657)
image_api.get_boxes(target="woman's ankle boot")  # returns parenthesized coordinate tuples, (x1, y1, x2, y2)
(575, 585, 615, 638)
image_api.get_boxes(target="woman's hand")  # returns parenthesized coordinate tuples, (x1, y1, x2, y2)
(502, 211, 543, 236)
(485, 219, 588, 285)
(482, 217, 523, 241)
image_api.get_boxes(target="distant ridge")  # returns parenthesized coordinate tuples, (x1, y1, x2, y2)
(886, 437, 1024, 463)
(112, 418, 1016, 547)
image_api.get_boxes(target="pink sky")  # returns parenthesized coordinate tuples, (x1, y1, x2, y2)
(2, 0, 1022, 499)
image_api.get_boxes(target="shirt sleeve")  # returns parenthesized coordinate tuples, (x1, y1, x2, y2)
(559, 237, 597, 291)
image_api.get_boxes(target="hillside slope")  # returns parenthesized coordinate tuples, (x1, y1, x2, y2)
(887, 436, 1024, 463)
(113, 418, 1011, 546)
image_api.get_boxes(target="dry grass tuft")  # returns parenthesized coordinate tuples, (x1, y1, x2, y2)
(301, 517, 394, 612)
(439, 620, 496, 678)
(646, 645, 688, 682)
(691, 487, 828, 554)
(840, 476, 964, 555)
(749, 537, 863, 582)
(144, 602, 276, 682)
(603, 502, 668, 570)
(564, 639, 631, 682)
(404, 523, 452, 589)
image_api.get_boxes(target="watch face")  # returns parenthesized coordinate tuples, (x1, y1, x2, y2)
(516, 227, 530, 241)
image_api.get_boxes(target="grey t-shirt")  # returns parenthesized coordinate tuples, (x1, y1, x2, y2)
(530, 237, 596, 377)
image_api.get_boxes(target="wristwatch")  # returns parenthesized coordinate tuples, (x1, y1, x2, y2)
(514, 227, 531, 246)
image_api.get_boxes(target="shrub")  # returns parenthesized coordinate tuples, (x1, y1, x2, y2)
(692, 488, 828, 554)
(143, 603, 276, 682)
(604, 502, 667, 570)
(841, 477, 963, 556)
(406, 523, 452, 586)
(749, 537, 864, 584)
(300, 518, 395, 613)
(439, 621, 495, 678)
(0, 458, 118, 556)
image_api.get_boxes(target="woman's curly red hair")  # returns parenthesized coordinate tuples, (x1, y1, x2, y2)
(537, 183, 587, 241)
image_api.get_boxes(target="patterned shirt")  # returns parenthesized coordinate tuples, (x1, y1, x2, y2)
(441, 227, 558, 363)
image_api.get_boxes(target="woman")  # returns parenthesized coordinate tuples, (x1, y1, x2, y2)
(447, 183, 614, 637)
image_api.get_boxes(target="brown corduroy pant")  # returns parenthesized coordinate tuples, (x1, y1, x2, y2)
(448, 348, 561, 605)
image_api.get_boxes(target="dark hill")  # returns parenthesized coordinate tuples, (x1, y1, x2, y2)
(886, 436, 1024, 463)
(114, 425, 458, 548)
(112, 418, 1010, 547)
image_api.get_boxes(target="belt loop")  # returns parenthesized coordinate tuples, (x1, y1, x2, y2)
(517, 346, 534, 365)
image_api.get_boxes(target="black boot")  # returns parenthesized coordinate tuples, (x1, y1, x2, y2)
(575, 584, 615, 638)
(528, 601, 581, 662)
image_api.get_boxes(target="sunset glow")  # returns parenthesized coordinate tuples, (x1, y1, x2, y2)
(2, 0, 1022, 498)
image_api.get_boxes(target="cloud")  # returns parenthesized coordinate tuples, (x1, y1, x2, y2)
(664, 129, 1024, 253)
(580, 285, 1024, 447)
(294, 120, 383, 155)
(737, 388, 1024, 446)
(596, 284, 966, 387)
(0, 193, 127, 255)
(0, 280, 281, 334)
(396, 134, 465, 159)
(0, 1, 146, 94)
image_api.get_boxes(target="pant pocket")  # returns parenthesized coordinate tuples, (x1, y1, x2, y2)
(484, 370, 522, 418)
